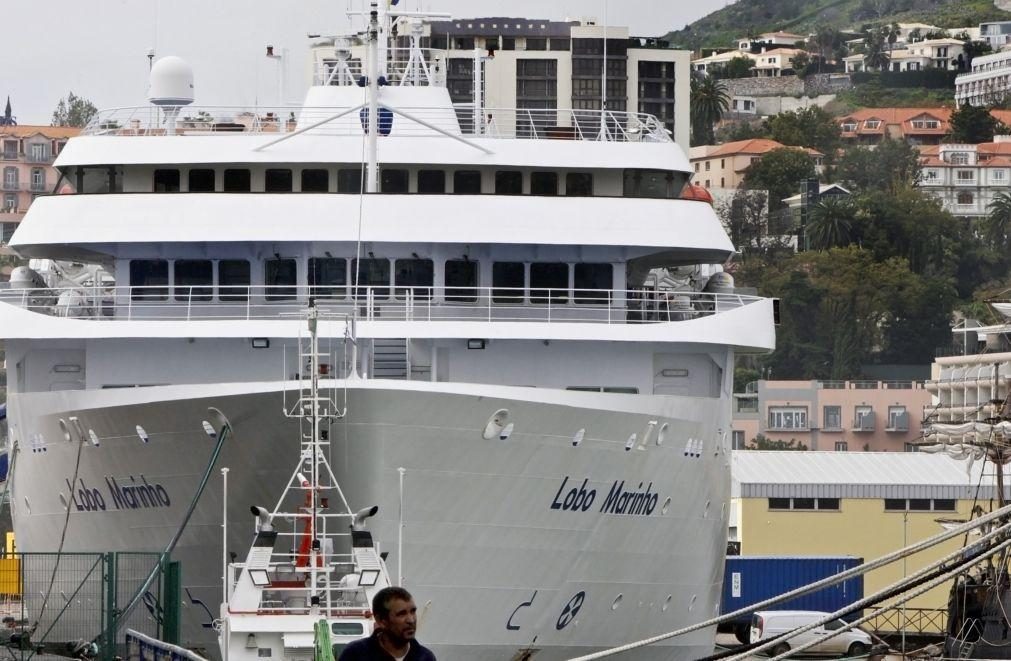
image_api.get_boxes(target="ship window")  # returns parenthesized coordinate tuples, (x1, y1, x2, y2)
(223, 169, 251, 192)
(153, 169, 180, 192)
(174, 260, 212, 301)
(351, 258, 390, 299)
(566, 172, 593, 196)
(530, 263, 568, 304)
(492, 262, 525, 303)
(189, 169, 215, 192)
(219, 260, 251, 302)
(395, 259, 434, 299)
(308, 257, 346, 298)
(129, 260, 169, 301)
(445, 259, 478, 302)
(624, 169, 686, 199)
(301, 169, 329, 192)
(381, 169, 409, 193)
(530, 171, 558, 196)
(75, 166, 122, 194)
(574, 263, 613, 304)
(495, 170, 523, 195)
(453, 170, 482, 194)
(264, 258, 297, 301)
(417, 170, 446, 194)
(337, 168, 363, 193)
(265, 169, 293, 192)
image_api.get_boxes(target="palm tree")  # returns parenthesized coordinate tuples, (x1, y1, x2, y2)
(985, 192, 1011, 249)
(863, 32, 890, 71)
(690, 73, 729, 146)
(806, 196, 855, 250)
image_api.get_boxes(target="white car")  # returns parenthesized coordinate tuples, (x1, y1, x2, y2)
(750, 610, 872, 657)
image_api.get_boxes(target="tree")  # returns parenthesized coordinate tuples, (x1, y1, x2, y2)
(711, 56, 754, 80)
(690, 73, 729, 146)
(983, 192, 1011, 250)
(837, 138, 920, 193)
(748, 434, 808, 451)
(717, 189, 787, 257)
(948, 104, 1007, 143)
(863, 32, 890, 71)
(763, 107, 841, 158)
(743, 147, 817, 210)
(883, 22, 900, 52)
(962, 39, 993, 71)
(790, 52, 811, 76)
(51, 92, 98, 128)
(806, 196, 855, 250)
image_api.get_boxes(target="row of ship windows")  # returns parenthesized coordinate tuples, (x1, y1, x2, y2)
(767, 497, 956, 511)
(129, 257, 615, 303)
(70, 166, 687, 199)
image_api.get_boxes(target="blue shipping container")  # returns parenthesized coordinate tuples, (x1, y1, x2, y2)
(720, 556, 864, 632)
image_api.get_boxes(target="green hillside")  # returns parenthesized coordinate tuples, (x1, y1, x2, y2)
(667, 0, 1010, 50)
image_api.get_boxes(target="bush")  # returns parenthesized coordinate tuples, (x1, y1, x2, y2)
(851, 70, 958, 89)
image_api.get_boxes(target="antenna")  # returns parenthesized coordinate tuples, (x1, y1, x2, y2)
(598, 0, 609, 141)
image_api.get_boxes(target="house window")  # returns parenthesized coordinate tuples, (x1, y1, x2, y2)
(29, 143, 48, 161)
(30, 168, 45, 191)
(957, 192, 974, 205)
(864, 120, 881, 129)
(912, 119, 940, 129)
(950, 152, 969, 165)
(835, 441, 848, 451)
(823, 405, 842, 430)
(885, 499, 956, 511)
(956, 169, 975, 182)
(768, 497, 839, 510)
(768, 406, 808, 430)
(888, 405, 908, 431)
(3, 193, 14, 210)
(2, 140, 16, 159)
(841, 122, 857, 132)
(731, 430, 746, 450)
(3, 167, 17, 188)
(854, 405, 874, 429)
(994, 169, 1008, 182)
(923, 169, 939, 182)
(705, 161, 711, 171)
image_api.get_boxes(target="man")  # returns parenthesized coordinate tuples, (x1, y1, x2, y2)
(338, 587, 436, 661)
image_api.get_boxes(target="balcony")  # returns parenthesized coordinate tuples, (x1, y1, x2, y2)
(1, 152, 16, 161)
(25, 153, 52, 164)
(853, 411, 876, 431)
(886, 411, 910, 432)
(1, 181, 19, 192)
(29, 181, 47, 193)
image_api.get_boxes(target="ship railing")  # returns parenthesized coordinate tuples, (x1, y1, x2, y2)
(0, 284, 764, 324)
(225, 558, 376, 616)
(312, 48, 447, 87)
(82, 105, 672, 143)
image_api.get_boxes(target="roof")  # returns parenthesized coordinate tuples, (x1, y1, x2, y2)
(0, 125, 80, 140)
(732, 450, 998, 500)
(758, 31, 806, 40)
(782, 183, 851, 204)
(920, 140, 1011, 167)
(694, 138, 822, 159)
(838, 108, 952, 136)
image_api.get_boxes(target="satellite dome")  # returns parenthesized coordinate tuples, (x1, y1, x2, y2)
(147, 56, 194, 106)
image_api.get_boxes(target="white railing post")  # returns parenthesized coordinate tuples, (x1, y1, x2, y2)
(547, 289, 551, 322)
(487, 287, 492, 322)
(128, 290, 133, 321)
(246, 289, 251, 320)
(187, 287, 193, 321)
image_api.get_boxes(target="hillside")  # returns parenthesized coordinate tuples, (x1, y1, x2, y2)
(667, 0, 1011, 50)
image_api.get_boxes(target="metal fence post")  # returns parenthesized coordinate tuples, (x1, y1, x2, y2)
(104, 552, 117, 661)
(162, 560, 181, 644)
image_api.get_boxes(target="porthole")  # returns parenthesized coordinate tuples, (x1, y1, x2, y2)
(689, 594, 697, 611)
(58, 419, 72, 443)
(499, 422, 514, 441)
(136, 425, 150, 444)
(661, 497, 672, 515)
(483, 409, 510, 440)
(663, 594, 672, 612)
(611, 594, 623, 610)
(625, 433, 637, 451)
(657, 423, 668, 446)
(572, 428, 585, 447)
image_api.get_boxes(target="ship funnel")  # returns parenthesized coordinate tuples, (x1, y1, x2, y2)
(250, 505, 274, 531)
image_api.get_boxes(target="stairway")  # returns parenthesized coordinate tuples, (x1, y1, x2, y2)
(371, 338, 408, 379)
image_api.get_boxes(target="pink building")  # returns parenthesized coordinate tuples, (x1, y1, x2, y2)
(732, 379, 930, 452)
(0, 123, 79, 242)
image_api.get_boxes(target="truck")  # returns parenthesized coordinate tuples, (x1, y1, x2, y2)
(719, 556, 864, 643)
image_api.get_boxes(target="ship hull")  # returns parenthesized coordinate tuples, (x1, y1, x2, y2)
(7, 379, 731, 660)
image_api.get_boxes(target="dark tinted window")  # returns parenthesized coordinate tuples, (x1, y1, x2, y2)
(454, 170, 482, 194)
(219, 260, 250, 302)
(530, 172, 558, 196)
(189, 169, 215, 192)
(265, 169, 293, 192)
(417, 170, 446, 194)
(223, 169, 251, 192)
(337, 169, 362, 193)
(884, 499, 906, 511)
(934, 499, 956, 511)
(301, 169, 329, 192)
(909, 498, 932, 511)
(624, 169, 687, 199)
(550, 38, 570, 51)
(526, 38, 547, 51)
(495, 170, 523, 195)
(792, 498, 816, 510)
(381, 169, 409, 193)
(395, 259, 434, 299)
(351, 258, 390, 299)
(153, 169, 180, 192)
(445, 259, 477, 302)
(265, 258, 297, 300)
(174, 260, 212, 301)
(768, 498, 790, 510)
(566, 172, 593, 196)
(492, 262, 524, 303)
(530, 263, 568, 304)
(574, 263, 612, 304)
(308, 257, 346, 298)
(130, 260, 169, 301)
(817, 498, 840, 510)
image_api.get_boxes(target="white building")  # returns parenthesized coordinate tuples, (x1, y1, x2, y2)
(980, 21, 1011, 49)
(735, 31, 807, 52)
(691, 49, 756, 75)
(918, 139, 1011, 218)
(845, 38, 964, 72)
(955, 50, 1011, 107)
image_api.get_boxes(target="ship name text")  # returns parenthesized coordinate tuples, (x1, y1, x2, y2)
(64, 476, 172, 512)
(550, 476, 660, 516)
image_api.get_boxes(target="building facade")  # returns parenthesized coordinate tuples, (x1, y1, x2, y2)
(955, 50, 1011, 107)
(0, 125, 78, 243)
(837, 107, 952, 145)
(732, 379, 930, 452)
(731, 450, 994, 618)
(919, 139, 1011, 218)
(689, 139, 823, 191)
(980, 21, 1011, 49)
(844, 38, 965, 73)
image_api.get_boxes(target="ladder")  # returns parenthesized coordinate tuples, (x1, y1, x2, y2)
(371, 338, 408, 379)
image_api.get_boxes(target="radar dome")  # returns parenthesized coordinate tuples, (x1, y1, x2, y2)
(147, 56, 194, 106)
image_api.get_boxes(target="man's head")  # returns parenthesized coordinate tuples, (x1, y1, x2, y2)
(372, 587, 417, 644)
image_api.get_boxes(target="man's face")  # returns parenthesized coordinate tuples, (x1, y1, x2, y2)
(379, 597, 418, 644)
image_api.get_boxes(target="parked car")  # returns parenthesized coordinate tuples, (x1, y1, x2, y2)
(750, 610, 872, 657)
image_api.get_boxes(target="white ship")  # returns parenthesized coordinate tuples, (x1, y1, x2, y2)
(0, 4, 775, 659)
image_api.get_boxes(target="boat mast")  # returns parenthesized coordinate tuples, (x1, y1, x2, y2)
(366, 2, 381, 193)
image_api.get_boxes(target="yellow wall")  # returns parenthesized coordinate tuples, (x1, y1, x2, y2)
(740, 497, 974, 612)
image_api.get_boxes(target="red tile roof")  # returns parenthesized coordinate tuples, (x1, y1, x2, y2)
(0, 125, 81, 139)
(703, 138, 823, 158)
(920, 141, 1011, 167)
(838, 107, 952, 137)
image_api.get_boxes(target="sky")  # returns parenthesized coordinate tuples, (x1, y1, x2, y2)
(1, 0, 730, 125)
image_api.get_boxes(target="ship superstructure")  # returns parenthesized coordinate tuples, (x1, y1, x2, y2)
(0, 4, 775, 659)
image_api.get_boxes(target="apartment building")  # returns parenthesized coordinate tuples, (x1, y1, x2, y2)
(310, 17, 689, 148)
(955, 50, 1011, 107)
(731, 379, 930, 452)
(843, 37, 965, 73)
(918, 138, 1011, 218)
(0, 122, 78, 243)
(980, 20, 1011, 49)
(689, 139, 823, 190)
(837, 107, 952, 145)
